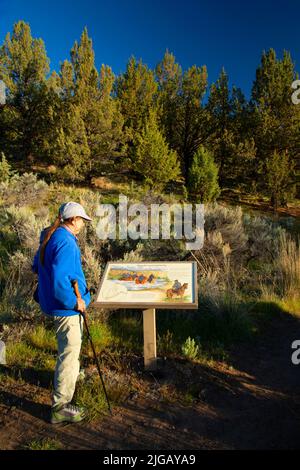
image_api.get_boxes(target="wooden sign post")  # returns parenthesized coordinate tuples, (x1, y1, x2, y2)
(92, 261, 198, 371)
(143, 308, 157, 370)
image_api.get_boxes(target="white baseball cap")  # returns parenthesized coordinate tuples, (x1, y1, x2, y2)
(59, 202, 92, 221)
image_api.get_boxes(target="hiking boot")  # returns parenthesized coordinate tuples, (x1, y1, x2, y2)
(50, 403, 86, 424)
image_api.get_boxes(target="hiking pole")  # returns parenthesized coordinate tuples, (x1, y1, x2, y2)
(71, 279, 112, 416)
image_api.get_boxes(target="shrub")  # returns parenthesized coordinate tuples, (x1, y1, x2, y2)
(0, 152, 15, 182)
(0, 172, 49, 208)
(181, 337, 199, 360)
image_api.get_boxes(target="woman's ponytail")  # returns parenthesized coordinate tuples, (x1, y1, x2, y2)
(39, 214, 62, 266)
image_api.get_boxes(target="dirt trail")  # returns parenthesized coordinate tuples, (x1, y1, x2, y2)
(0, 311, 300, 450)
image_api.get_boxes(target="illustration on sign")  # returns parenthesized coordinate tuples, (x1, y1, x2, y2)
(93, 261, 197, 309)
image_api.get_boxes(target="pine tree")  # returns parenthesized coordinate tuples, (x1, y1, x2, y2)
(132, 109, 181, 189)
(187, 146, 220, 202)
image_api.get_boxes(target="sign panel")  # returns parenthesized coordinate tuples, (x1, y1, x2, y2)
(93, 261, 198, 309)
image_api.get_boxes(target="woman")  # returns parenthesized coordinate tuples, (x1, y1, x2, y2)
(32, 201, 92, 424)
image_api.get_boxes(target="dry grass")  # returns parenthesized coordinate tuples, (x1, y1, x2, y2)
(276, 232, 300, 298)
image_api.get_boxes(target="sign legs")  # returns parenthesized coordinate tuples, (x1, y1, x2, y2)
(142, 308, 157, 370)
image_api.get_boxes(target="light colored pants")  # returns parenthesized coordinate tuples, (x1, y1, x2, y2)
(51, 314, 83, 409)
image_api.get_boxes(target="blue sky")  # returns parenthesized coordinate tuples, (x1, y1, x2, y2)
(0, 0, 299, 98)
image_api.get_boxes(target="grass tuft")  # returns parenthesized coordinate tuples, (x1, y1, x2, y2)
(23, 438, 62, 450)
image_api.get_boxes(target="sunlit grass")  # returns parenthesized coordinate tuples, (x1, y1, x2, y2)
(82, 320, 113, 355)
(6, 340, 56, 370)
(26, 325, 57, 352)
(23, 438, 62, 450)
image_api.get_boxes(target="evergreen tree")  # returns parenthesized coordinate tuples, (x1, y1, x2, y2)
(175, 64, 209, 178)
(156, 52, 211, 181)
(132, 109, 181, 189)
(59, 60, 74, 100)
(115, 56, 158, 138)
(251, 49, 299, 202)
(155, 50, 182, 147)
(69, 28, 124, 173)
(71, 27, 98, 112)
(0, 20, 51, 163)
(206, 68, 256, 188)
(264, 150, 296, 209)
(84, 64, 124, 173)
(0, 152, 15, 181)
(187, 146, 220, 202)
(51, 103, 91, 182)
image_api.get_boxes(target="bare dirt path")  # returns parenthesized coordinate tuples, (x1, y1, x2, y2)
(0, 310, 300, 450)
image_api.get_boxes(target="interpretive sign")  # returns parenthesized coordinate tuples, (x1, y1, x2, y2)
(93, 261, 198, 370)
(93, 261, 198, 309)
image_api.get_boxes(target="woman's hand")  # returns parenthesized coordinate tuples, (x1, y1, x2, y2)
(75, 298, 86, 313)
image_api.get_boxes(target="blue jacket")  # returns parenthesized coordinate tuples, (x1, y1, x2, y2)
(32, 226, 91, 317)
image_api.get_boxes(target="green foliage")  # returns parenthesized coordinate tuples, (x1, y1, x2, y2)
(0, 152, 14, 182)
(264, 150, 296, 208)
(23, 438, 62, 450)
(251, 49, 299, 201)
(158, 329, 174, 355)
(206, 68, 256, 188)
(73, 376, 110, 421)
(155, 50, 182, 146)
(51, 104, 91, 181)
(181, 337, 199, 360)
(188, 145, 220, 202)
(155, 51, 212, 180)
(132, 109, 181, 189)
(108, 315, 143, 352)
(82, 321, 112, 354)
(115, 56, 158, 134)
(0, 21, 52, 163)
(6, 340, 56, 370)
(69, 29, 124, 171)
(26, 325, 57, 352)
(0, 20, 49, 94)
(0, 22, 299, 207)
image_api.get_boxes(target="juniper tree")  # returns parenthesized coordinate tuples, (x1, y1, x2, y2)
(206, 68, 256, 188)
(155, 50, 182, 148)
(51, 103, 91, 182)
(251, 49, 299, 201)
(187, 145, 220, 203)
(264, 150, 296, 209)
(175, 64, 209, 178)
(0, 20, 51, 164)
(115, 56, 158, 139)
(70, 28, 124, 173)
(132, 109, 181, 190)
